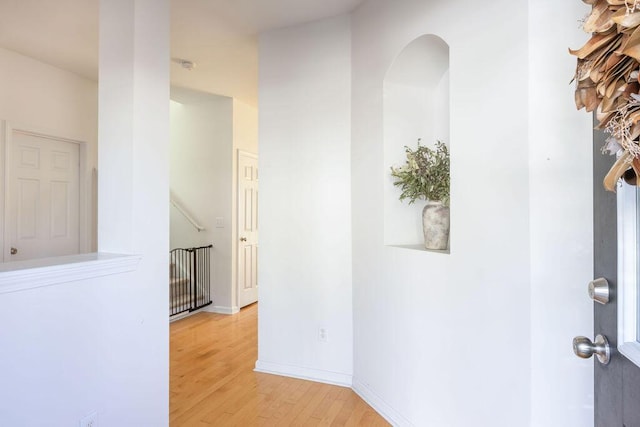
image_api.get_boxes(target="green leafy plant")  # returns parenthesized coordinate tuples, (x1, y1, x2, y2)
(390, 139, 450, 206)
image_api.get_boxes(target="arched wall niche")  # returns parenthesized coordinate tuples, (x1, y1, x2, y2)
(383, 34, 450, 251)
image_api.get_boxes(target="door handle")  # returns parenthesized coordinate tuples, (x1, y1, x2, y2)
(10, 247, 17, 255)
(240, 237, 247, 242)
(573, 334, 611, 365)
(588, 278, 610, 305)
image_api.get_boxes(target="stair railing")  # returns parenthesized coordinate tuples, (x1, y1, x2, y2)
(170, 190, 205, 232)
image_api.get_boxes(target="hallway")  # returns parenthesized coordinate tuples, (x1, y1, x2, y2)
(170, 305, 389, 426)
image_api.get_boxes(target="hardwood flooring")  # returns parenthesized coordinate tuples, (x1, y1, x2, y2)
(170, 304, 389, 426)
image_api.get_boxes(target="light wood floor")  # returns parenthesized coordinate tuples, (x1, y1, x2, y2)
(170, 304, 390, 426)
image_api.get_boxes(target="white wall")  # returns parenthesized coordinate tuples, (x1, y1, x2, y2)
(257, 1, 594, 426)
(0, 47, 97, 140)
(0, 46, 98, 257)
(257, 15, 353, 384)
(170, 89, 234, 312)
(0, 271, 146, 425)
(351, 1, 530, 425)
(528, 2, 594, 426)
(233, 99, 258, 154)
(0, 1, 171, 425)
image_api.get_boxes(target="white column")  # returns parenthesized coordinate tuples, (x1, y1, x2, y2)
(98, 0, 170, 256)
(98, 1, 170, 425)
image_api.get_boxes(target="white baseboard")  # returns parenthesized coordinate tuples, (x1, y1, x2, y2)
(352, 377, 414, 427)
(204, 305, 240, 315)
(254, 360, 352, 388)
(169, 311, 193, 322)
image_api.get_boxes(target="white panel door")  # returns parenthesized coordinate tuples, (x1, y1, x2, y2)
(6, 131, 80, 261)
(237, 151, 258, 308)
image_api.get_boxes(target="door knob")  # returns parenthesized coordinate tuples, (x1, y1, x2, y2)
(10, 247, 17, 255)
(588, 278, 610, 305)
(573, 334, 611, 365)
(240, 237, 247, 242)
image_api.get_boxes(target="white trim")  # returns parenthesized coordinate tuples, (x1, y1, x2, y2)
(254, 360, 352, 387)
(237, 150, 258, 160)
(170, 310, 198, 322)
(78, 140, 89, 253)
(0, 120, 5, 262)
(204, 305, 240, 315)
(91, 168, 98, 251)
(2, 122, 8, 262)
(0, 252, 141, 294)
(352, 377, 415, 427)
(171, 304, 220, 322)
(617, 181, 640, 366)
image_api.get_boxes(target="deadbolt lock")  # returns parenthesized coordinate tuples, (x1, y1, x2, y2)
(588, 278, 610, 305)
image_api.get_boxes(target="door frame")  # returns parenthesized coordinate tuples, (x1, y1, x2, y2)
(616, 180, 640, 364)
(1, 121, 90, 262)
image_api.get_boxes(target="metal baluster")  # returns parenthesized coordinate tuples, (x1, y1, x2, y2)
(170, 251, 174, 315)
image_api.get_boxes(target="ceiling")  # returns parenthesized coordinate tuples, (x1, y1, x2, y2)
(0, 0, 364, 106)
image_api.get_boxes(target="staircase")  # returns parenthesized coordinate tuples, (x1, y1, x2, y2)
(170, 262, 191, 314)
(169, 245, 213, 317)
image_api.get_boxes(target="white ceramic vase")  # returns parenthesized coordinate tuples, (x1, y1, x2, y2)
(422, 200, 450, 250)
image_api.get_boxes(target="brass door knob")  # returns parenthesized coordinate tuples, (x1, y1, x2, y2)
(240, 237, 247, 242)
(10, 247, 17, 255)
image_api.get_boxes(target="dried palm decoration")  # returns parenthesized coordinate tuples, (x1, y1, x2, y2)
(571, 0, 640, 190)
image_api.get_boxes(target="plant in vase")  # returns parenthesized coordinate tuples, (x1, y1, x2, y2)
(390, 139, 450, 250)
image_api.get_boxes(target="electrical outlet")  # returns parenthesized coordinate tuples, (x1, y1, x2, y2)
(80, 411, 98, 427)
(319, 328, 328, 342)
(215, 217, 224, 228)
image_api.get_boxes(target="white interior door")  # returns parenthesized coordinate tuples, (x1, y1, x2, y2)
(6, 131, 80, 261)
(237, 151, 258, 308)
